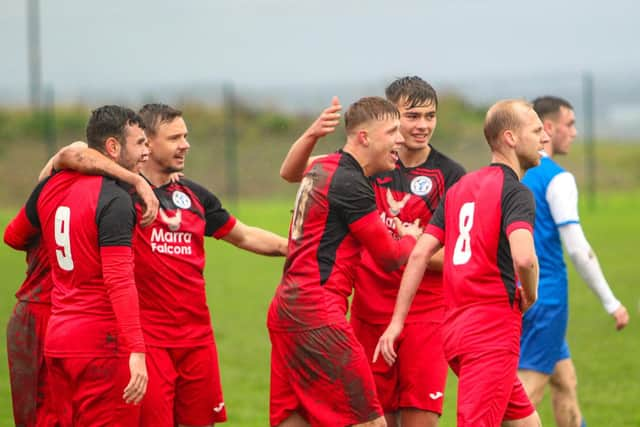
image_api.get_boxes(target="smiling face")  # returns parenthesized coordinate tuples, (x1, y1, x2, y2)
(117, 123, 149, 173)
(397, 97, 437, 152)
(147, 116, 190, 174)
(363, 117, 404, 175)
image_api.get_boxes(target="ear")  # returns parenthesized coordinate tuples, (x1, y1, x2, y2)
(543, 119, 554, 137)
(104, 136, 121, 160)
(357, 130, 369, 147)
(503, 129, 517, 148)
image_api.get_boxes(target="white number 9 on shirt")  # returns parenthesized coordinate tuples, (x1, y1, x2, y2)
(55, 206, 74, 271)
(453, 202, 475, 265)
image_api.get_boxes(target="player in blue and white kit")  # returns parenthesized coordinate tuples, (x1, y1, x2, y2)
(517, 96, 629, 427)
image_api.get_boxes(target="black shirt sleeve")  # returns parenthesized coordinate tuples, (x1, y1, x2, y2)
(429, 195, 446, 230)
(96, 178, 136, 247)
(24, 177, 51, 228)
(328, 166, 377, 225)
(182, 179, 233, 236)
(445, 162, 466, 189)
(502, 180, 535, 231)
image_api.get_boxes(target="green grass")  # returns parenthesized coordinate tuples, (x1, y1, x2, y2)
(1, 192, 639, 425)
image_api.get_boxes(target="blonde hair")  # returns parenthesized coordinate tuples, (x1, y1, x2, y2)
(483, 99, 532, 147)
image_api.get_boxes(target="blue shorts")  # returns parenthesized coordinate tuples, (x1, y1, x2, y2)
(519, 303, 570, 375)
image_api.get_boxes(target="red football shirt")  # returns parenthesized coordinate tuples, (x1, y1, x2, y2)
(427, 164, 535, 356)
(351, 147, 465, 324)
(15, 171, 144, 357)
(267, 151, 416, 332)
(132, 178, 236, 347)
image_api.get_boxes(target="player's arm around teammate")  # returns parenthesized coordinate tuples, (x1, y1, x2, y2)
(47, 141, 159, 226)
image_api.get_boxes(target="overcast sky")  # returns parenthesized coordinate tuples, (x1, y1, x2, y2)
(1, 0, 638, 105)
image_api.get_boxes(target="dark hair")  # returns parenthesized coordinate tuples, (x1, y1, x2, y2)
(532, 96, 573, 120)
(483, 99, 532, 146)
(86, 105, 144, 152)
(344, 97, 400, 134)
(385, 76, 438, 109)
(138, 103, 183, 136)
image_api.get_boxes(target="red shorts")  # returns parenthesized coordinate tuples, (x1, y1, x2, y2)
(448, 349, 534, 426)
(141, 343, 226, 427)
(351, 316, 448, 415)
(46, 355, 140, 427)
(6, 301, 57, 427)
(269, 322, 383, 427)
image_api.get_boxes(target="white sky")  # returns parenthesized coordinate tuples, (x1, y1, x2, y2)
(1, 0, 638, 101)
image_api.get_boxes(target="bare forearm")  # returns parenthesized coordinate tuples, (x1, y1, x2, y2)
(243, 228, 288, 256)
(57, 147, 140, 186)
(280, 132, 319, 182)
(280, 97, 341, 182)
(38, 141, 88, 181)
(224, 223, 288, 256)
(517, 258, 539, 301)
(508, 228, 538, 302)
(390, 234, 441, 324)
(426, 247, 444, 272)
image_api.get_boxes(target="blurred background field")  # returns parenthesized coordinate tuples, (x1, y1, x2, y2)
(2, 95, 640, 206)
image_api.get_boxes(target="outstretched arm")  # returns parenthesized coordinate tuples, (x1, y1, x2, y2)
(221, 220, 288, 256)
(547, 172, 628, 330)
(54, 145, 158, 227)
(280, 96, 341, 182)
(559, 223, 629, 330)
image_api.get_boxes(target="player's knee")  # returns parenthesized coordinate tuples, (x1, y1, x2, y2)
(528, 384, 546, 406)
(550, 367, 578, 396)
(355, 415, 387, 427)
(518, 371, 547, 406)
(501, 410, 541, 427)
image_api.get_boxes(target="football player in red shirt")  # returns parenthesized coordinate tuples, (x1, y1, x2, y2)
(268, 97, 422, 427)
(376, 99, 549, 427)
(4, 106, 152, 426)
(4, 139, 156, 427)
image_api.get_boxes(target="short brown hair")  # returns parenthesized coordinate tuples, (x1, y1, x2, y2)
(139, 103, 183, 136)
(532, 96, 573, 120)
(385, 76, 438, 109)
(86, 105, 144, 153)
(344, 97, 399, 134)
(483, 99, 532, 146)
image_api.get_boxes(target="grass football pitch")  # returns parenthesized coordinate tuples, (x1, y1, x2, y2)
(0, 193, 638, 426)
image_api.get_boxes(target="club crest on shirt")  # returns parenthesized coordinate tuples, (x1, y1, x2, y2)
(172, 190, 191, 209)
(386, 189, 411, 216)
(159, 208, 182, 231)
(410, 176, 432, 196)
